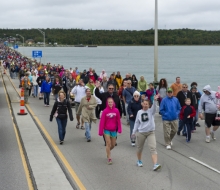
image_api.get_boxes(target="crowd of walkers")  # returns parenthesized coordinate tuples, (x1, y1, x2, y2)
(1, 46, 220, 171)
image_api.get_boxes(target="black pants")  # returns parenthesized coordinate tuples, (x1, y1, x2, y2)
(185, 123, 193, 142)
(121, 100, 126, 116)
(95, 105, 101, 119)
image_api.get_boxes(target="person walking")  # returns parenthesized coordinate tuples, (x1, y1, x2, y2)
(199, 85, 220, 143)
(41, 76, 53, 106)
(170, 77, 182, 97)
(127, 91, 142, 146)
(115, 71, 122, 89)
(52, 77, 63, 100)
(131, 95, 161, 171)
(176, 83, 193, 136)
(190, 85, 201, 131)
(50, 90, 73, 144)
(160, 88, 181, 150)
(99, 98, 122, 165)
(21, 73, 31, 104)
(156, 78, 168, 106)
(107, 74, 119, 91)
(71, 79, 89, 129)
(146, 83, 158, 104)
(95, 83, 122, 146)
(137, 76, 148, 95)
(36, 72, 46, 100)
(123, 80, 136, 125)
(32, 72, 38, 98)
(77, 88, 97, 142)
(179, 98, 196, 142)
(131, 74, 138, 89)
(118, 80, 127, 118)
(66, 75, 76, 100)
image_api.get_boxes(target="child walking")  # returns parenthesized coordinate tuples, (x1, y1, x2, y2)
(99, 98, 122, 165)
(180, 98, 196, 142)
(131, 95, 161, 171)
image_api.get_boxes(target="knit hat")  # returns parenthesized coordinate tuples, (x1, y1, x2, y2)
(133, 91, 140, 97)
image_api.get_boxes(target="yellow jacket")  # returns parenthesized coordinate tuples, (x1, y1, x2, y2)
(115, 75, 122, 88)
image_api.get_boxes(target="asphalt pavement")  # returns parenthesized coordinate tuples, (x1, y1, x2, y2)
(2, 70, 220, 190)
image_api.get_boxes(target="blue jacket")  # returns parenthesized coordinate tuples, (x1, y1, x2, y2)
(160, 96, 181, 121)
(41, 81, 53, 93)
(127, 98, 142, 121)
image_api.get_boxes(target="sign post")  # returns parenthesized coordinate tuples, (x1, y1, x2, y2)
(32, 50, 43, 63)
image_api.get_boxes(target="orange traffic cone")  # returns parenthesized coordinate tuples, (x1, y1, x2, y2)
(17, 87, 28, 115)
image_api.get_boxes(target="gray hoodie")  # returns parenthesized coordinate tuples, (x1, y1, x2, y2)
(198, 85, 217, 114)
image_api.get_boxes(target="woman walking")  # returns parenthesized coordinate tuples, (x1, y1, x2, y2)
(32, 72, 38, 98)
(156, 78, 168, 106)
(131, 95, 161, 171)
(41, 76, 53, 106)
(50, 90, 73, 144)
(137, 76, 148, 95)
(99, 98, 122, 165)
(52, 77, 63, 100)
(127, 91, 142, 147)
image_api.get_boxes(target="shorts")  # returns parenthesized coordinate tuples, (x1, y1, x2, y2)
(205, 113, 220, 128)
(104, 130, 117, 138)
(75, 102, 81, 114)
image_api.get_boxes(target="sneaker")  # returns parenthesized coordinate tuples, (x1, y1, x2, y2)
(60, 141, 63, 145)
(131, 143, 135, 147)
(87, 139, 91, 142)
(206, 136, 210, 143)
(211, 132, 216, 140)
(177, 131, 180, 135)
(137, 160, 143, 167)
(107, 159, 112, 165)
(191, 130, 195, 133)
(153, 164, 161, 171)
(196, 123, 201, 127)
(44, 104, 47, 107)
(46, 105, 49, 107)
(186, 139, 190, 143)
(166, 145, 171, 150)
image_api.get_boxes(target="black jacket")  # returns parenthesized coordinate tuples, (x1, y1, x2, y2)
(95, 88, 122, 116)
(50, 99, 73, 121)
(176, 90, 192, 107)
(36, 76, 46, 87)
(191, 92, 201, 110)
(127, 98, 142, 121)
(52, 82, 62, 94)
(80, 73, 89, 84)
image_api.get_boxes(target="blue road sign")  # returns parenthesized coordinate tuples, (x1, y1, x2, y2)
(14, 45, 18, 49)
(32, 50, 42, 58)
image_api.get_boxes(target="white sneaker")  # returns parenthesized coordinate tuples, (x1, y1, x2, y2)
(131, 143, 135, 147)
(166, 145, 171, 150)
(211, 132, 216, 140)
(206, 136, 210, 143)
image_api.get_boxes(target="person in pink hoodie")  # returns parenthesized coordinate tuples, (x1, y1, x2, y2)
(99, 98, 122, 165)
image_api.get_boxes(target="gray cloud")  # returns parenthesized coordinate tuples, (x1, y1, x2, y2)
(0, 0, 220, 30)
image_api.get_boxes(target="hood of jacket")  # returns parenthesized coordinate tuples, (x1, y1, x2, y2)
(203, 85, 212, 92)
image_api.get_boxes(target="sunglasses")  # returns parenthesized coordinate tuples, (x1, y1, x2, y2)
(108, 88, 114, 90)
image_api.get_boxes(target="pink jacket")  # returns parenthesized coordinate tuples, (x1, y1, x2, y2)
(98, 100, 122, 136)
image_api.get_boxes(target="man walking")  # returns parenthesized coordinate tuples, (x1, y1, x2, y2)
(160, 88, 181, 150)
(123, 80, 136, 125)
(170, 77, 182, 97)
(176, 83, 193, 136)
(199, 85, 220, 143)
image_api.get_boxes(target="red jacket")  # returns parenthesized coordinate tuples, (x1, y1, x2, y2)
(180, 105, 196, 120)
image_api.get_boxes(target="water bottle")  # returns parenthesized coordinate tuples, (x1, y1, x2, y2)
(131, 134, 136, 143)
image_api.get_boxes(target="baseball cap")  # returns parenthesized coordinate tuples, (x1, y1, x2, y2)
(167, 88, 173, 92)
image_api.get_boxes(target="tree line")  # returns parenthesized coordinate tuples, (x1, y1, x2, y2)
(0, 28, 220, 45)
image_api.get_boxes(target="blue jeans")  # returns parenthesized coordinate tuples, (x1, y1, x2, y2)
(178, 119, 186, 135)
(44, 92, 50, 105)
(85, 122, 91, 140)
(56, 118, 67, 141)
(129, 119, 135, 142)
(54, 94, 58, 101)
(193, 110, 199, 130)
(33, 85, 38, 97)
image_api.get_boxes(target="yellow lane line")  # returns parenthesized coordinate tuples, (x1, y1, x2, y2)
(6, 73, 86, 190)
(1, 73, 34, 190)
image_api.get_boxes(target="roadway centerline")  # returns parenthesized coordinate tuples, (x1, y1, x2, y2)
(189, 157, 220, 174)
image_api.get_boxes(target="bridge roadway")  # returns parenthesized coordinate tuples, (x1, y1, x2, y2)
(1, 69, 220, 190)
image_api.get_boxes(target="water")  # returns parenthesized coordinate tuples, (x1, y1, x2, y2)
(17, 46, 220, 90)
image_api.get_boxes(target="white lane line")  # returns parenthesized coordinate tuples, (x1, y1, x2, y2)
(189, 157, 220, 174)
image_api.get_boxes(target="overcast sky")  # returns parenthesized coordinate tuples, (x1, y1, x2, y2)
(1, 0, 220, 30)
